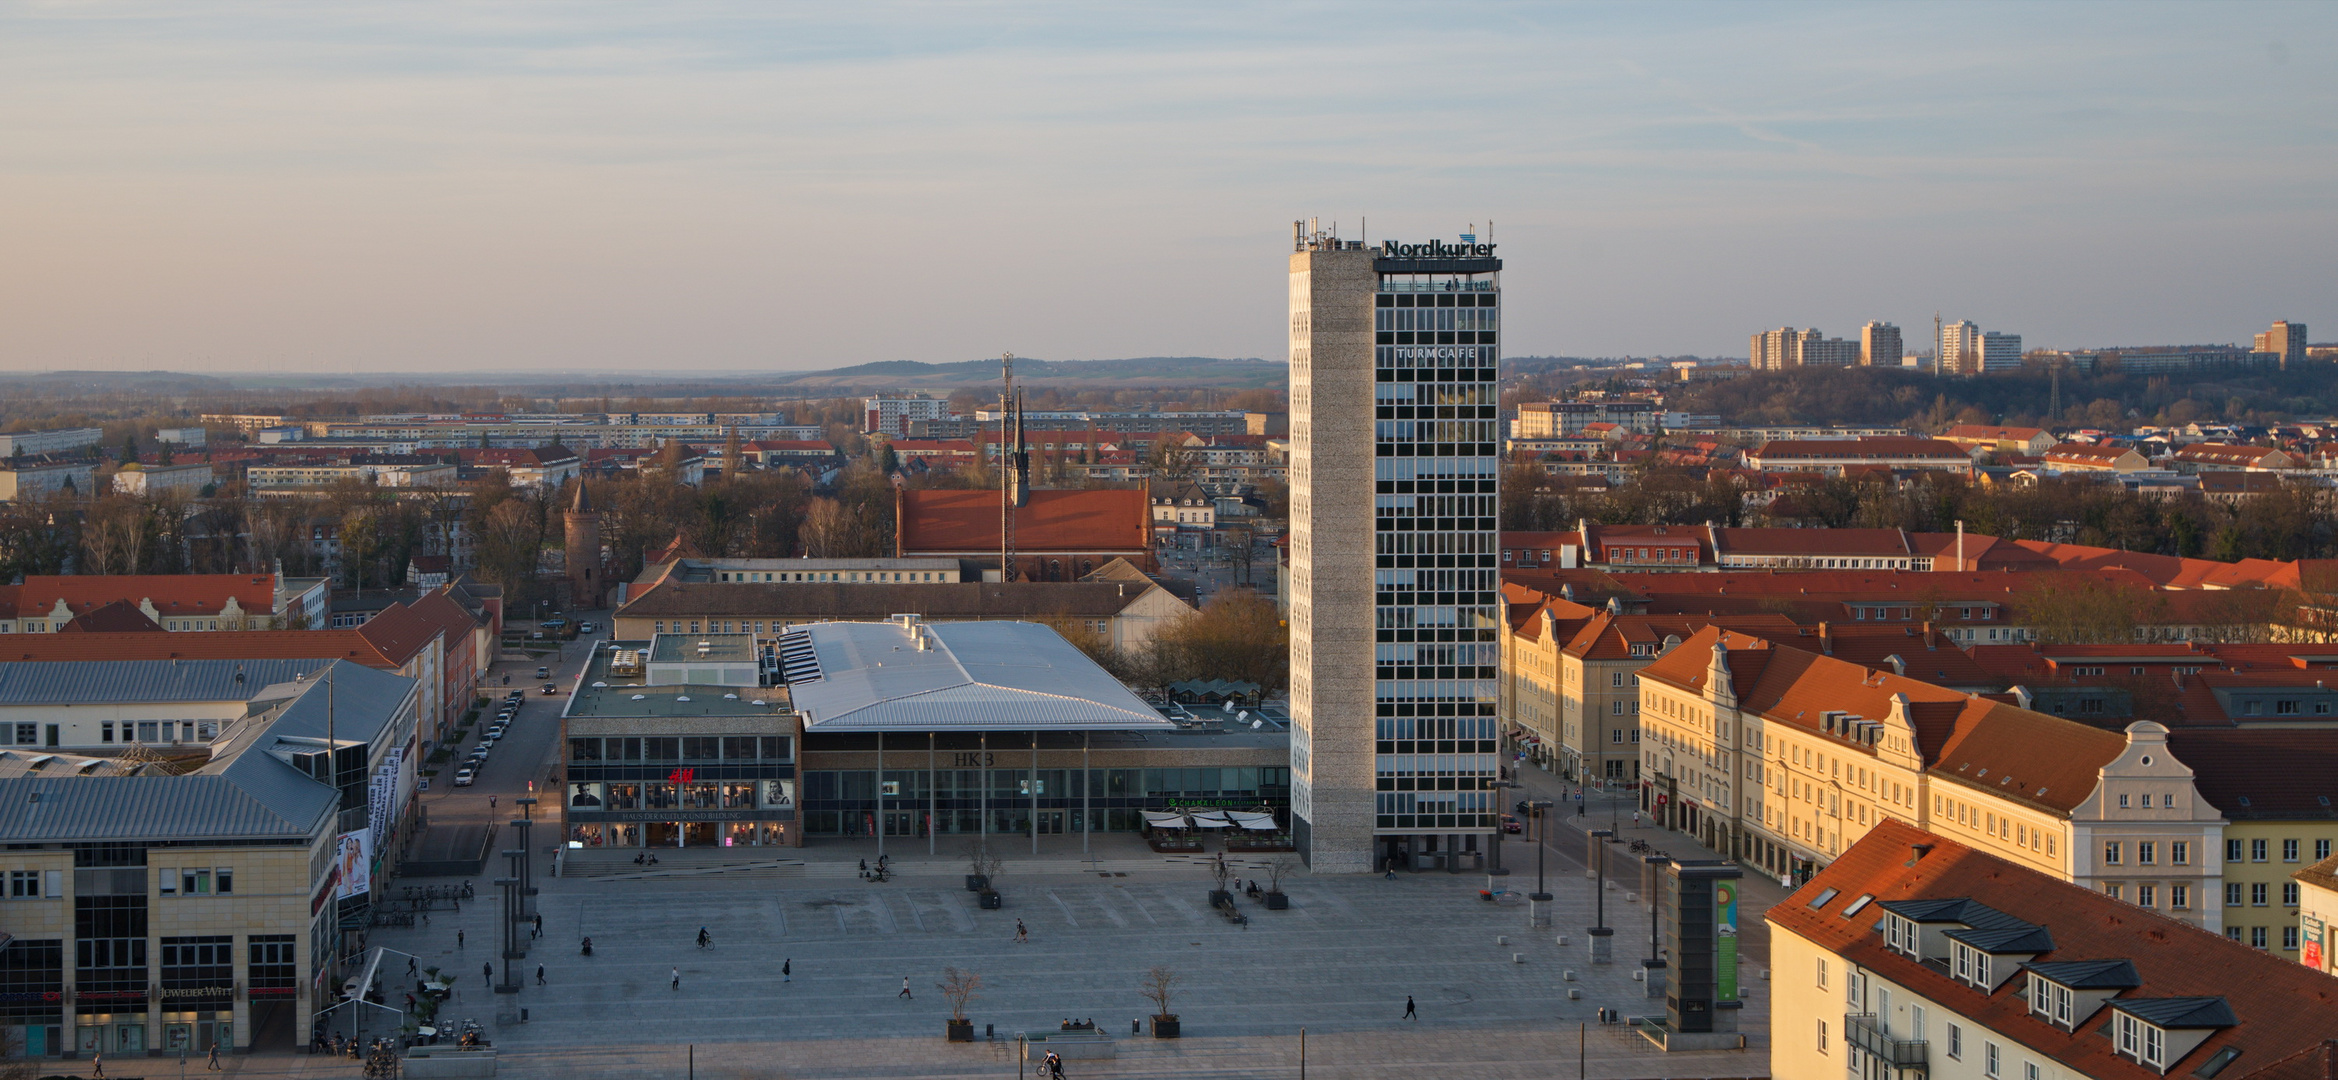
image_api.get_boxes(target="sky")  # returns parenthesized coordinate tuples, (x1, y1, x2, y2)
(1, 2, 2332, 375)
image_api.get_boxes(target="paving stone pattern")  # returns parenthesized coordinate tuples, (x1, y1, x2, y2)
(302, 857, 1774, 1080)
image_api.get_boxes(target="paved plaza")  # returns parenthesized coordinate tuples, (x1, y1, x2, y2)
(259, 830, 1775, 1080)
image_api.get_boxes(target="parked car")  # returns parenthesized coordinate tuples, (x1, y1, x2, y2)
(577, 621, 595, 633)
(452, 768, 475, 786)
(540, 618, 568, 630)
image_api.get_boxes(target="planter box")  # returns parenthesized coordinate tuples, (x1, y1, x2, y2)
(1151, 1016, 1180, 1039)
(1207, 889, 1232, 908)
(946, 1020, 974, 1042)
(978, 890, 1003, 910)
(1265, 891, 1289, 910)
(965, 874, 989, 892)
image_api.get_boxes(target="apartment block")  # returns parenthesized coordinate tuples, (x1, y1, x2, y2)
(1861, 322, 1902, 367)
(2254, 321, 2308, 369)
(1773, 822, 2338, 1080)
(1636, 626, 2227, 926)
(1751, 327, 1860, 371)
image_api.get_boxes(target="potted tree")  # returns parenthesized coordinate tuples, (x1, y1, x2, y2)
(1207, 852, 1233, 909)
(939, 967, 981, 1042)
(1140, 966, 1181, 1039)
(1263, 856, 1295, 910)
(964, 840, 1003, 895)
(974, 842, 1006, 908)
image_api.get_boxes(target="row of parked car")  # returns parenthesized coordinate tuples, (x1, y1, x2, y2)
(451, 688, 529, 787)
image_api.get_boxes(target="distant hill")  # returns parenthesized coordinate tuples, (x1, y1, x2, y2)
(765, 356, 1286, 391)
(0, 369, 238, 393)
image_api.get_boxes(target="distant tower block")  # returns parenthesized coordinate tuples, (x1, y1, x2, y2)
(565, 476, 605, 609)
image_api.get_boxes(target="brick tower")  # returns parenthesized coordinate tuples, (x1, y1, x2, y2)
(564, 475, 604, 609)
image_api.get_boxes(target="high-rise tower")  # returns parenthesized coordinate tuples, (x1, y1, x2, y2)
(1287, 221, 1503, 873)
(565, 475, 604, 609)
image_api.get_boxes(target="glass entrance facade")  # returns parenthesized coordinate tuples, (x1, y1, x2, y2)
(797, 766, 1288, 835)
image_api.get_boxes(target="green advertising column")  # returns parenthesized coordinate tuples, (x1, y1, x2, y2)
(1663, 860, 1743, 1035)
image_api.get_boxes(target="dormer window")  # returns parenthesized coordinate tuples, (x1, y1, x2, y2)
(2029, 973, 2076, 1027)
(1953, 941, 1992, 987)
(1886, 913, 1918, 958)
(2116, 1013, 2166, 1069)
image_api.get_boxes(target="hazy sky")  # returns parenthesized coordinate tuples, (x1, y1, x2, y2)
(2, 3, 2331, 374)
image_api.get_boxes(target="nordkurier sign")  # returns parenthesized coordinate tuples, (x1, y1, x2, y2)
(1381, 240, 1496, 258)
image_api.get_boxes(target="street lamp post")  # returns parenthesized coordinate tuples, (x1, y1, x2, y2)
(1487, 780, 1516, 894)
(1643, 852, 1670, 1000)
(1586, 829, 1614, 964)
(1527, 799, 1554, 928)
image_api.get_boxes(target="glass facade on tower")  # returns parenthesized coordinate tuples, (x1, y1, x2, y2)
(1370, 272, 1503, 834)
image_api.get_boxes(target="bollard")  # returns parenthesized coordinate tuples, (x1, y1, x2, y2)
(1567, 988, 1581, 1000)
(1513, 953, 1524, 964)
(1497, 935, 1509, 945)
(1563, 969, 1576, 982)
(1632, 969, 1645, 982)
(1625, 892, 1638, 903)
(1556, 935, 1570, 946)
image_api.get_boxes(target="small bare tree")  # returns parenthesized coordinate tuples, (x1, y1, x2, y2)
(1265, 856, 1297, 894)
(938, 967, 981, 1022)
(1138, 966, 1180, 1020)
(1210, 852, 1231, 893)
(964, 839, 1004, 888)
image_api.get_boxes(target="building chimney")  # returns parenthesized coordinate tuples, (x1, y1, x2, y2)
(1817, 621, 1832, 655)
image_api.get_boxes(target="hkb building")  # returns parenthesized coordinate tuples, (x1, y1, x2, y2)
(1287, 223, 1504, 873)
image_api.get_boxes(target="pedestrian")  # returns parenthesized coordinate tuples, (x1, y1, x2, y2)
(1632, 810, 1640, 826)
(782, 958, 791, 982)
(533, 913, 543, 938)
(898, 976, 913, 999)
(483, 961, 493, 984)
(407, 956, 418, 976)
(207, 1043, 221, 1071)
(458, 929, 465, 949)
(671, 967, 681, 991)
(1403, 995, 1417, 1020)
(1014, 919, 1028, 943)
(92, 1051, 103, 1079)
(536, 964, 546, 986)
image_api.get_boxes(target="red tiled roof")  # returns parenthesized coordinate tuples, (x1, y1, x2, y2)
(2044, 442, 2140, 463)
(1943, 424, 2046, 442)
(1751, 438, 1972, 460)
(2174, 443, 2289, 467)
(1558, 612, 1796, 660)
(1713, 526, 1912, 556)
(406, 591, 483, 657)
(21, 574, 279, 619)
(2162, 730, 2338, 819)
(352, 600, 444, 664)
(896, 488, 1150, 555)
(53, 599, 166, 634)
(1775, 821, 2338, 1080)
(0, 630, 403, 667)
(456, 447, 579, 467)
(1640, 625, 2125, 813)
